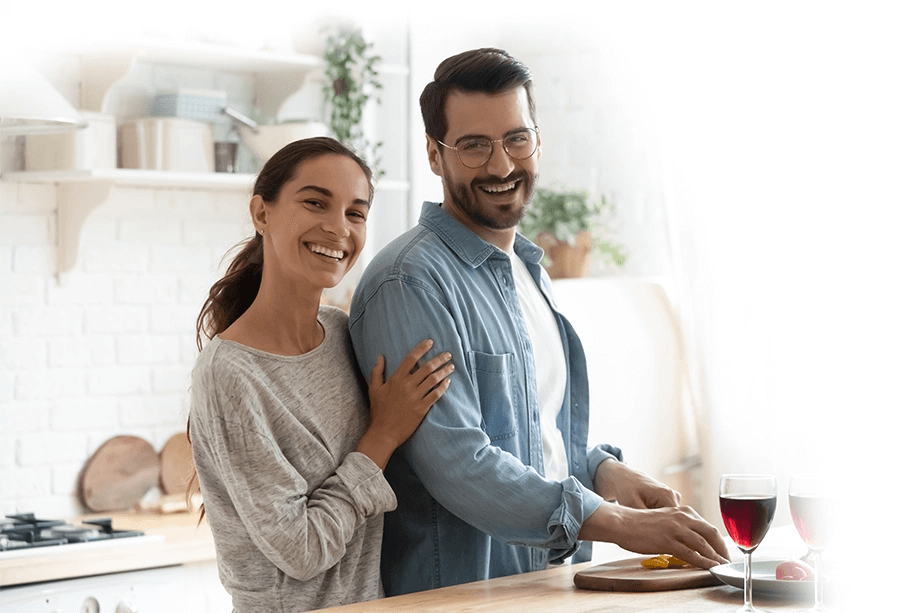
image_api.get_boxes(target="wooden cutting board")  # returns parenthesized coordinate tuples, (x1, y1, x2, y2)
(79, 435, 160, 512)
(159, 432, 194, 496)
(574, 557, 722, 592)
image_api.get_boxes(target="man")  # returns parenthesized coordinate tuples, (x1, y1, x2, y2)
(348, 48, 730, 596)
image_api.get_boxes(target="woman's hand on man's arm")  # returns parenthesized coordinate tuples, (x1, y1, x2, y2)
(356, 339, 453, 469)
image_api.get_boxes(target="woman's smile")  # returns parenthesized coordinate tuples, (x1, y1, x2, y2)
(306, 242, 346, 261)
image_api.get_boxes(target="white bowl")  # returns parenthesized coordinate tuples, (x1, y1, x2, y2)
(240, 121, 330, 161)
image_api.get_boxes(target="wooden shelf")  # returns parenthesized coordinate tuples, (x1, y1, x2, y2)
(3, 168, 409, 192)
(3, 168, 256, 191)
(74, 36, 323, 73)
(76, 36, 408, 74)
(124, 38, 324, 73)
(2, 168, 409, 278)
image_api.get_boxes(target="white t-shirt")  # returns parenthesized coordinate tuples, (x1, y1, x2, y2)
(509, 253, 569, 483)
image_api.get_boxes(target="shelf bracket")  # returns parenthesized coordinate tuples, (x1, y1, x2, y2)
(79, 52, 138, 114)
(56, 181, 114, 281)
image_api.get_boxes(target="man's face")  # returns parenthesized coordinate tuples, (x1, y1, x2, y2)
(427, 87, 541, 238)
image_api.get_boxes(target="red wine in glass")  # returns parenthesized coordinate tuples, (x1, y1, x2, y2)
(719, 474, 777, 613)
(789, 494, 835, 552)
(720, 495, 777, 551)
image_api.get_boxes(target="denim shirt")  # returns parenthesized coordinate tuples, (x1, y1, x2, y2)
(348, 202, 623, 596)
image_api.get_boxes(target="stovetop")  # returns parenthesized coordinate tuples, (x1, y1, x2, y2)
(0, 513, 146, 552)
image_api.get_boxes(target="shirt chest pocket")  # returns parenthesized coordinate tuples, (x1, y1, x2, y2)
(468, 351, 518, 442)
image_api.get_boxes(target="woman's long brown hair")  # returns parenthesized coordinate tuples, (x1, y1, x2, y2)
(187, 137, 374, 521)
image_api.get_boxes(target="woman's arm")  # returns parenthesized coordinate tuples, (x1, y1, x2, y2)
(191, 338, 452, 582)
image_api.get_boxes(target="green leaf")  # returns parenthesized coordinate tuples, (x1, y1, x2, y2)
(520, 187, 627, 267)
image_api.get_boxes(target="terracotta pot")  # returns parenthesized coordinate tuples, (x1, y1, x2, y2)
(534, 230, 592, 279)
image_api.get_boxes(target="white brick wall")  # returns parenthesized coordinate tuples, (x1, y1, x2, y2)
(0, 179, 251, 518)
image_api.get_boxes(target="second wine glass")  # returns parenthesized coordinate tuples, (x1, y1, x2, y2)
(720, 474, 778, 613)
(789, 473, 837, 612)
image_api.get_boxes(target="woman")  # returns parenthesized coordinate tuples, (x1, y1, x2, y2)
(189, 137, 453, 613)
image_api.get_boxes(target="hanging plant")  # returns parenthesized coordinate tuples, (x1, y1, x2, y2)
(322, 26, 384, 176)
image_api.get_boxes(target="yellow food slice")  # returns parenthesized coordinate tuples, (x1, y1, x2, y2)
(641, 556, 669, 569)
(641, 554, 690, 569)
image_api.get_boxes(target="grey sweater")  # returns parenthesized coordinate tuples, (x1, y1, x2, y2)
(189, 306, 397, 613)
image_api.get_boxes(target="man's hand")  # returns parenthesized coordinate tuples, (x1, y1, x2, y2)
(594, 459, 681, 509)
(579, 501, 732, 570)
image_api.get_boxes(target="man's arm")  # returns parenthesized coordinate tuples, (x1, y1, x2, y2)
(350, 276, 730, 568)
(349, 278, 602, 553)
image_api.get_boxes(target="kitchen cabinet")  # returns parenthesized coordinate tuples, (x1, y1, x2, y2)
(3, 32, 411, 276)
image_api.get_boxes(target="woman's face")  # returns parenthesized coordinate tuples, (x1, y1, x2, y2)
(255, 154, 371, 291)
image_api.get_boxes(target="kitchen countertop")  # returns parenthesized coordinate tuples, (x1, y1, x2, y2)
(0, 511, 216, 587)
(319, 560, 830, 613)
(322, 526, 857, 613)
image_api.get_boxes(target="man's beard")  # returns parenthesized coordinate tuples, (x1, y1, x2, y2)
(444, 168, 537, 231)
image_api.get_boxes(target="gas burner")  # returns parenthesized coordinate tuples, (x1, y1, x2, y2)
(0, 513, 145, 551)
(6, 512, 66, 530)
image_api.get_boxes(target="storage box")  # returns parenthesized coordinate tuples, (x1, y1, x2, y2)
(151, 89, 227, 123)
(25, 111, 116, 171)
(119, 117, 214, 172)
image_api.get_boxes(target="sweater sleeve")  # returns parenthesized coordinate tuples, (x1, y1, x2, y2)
(191, 354, 397, 583)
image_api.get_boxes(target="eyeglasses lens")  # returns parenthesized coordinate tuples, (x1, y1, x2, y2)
(457, 129, 537, 168)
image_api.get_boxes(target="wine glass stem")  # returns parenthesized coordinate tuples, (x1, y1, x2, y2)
(813, 550, 824, 610)
(743, 550, 754, 611)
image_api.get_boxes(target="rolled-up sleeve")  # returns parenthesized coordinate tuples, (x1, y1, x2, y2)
(349, 275, 603, 558)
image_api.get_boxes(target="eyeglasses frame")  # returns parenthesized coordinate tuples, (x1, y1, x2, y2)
(436, 126, 540, 169)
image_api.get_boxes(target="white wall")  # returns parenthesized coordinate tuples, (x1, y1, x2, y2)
(607, 4, 920, 532)
(0, 180, 252, 517)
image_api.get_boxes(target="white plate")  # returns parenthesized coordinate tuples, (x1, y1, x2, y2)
(709, 560, 832, 598)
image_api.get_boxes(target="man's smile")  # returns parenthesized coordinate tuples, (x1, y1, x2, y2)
(479, 180, 520, 194)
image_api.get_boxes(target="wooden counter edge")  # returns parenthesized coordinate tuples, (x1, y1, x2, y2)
(316, 560, 822, 613)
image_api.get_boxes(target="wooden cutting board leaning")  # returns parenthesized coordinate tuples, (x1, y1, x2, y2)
(574, 557, 723, 592)
(159, 432, 194, 496)
(79, 435, 160, 512)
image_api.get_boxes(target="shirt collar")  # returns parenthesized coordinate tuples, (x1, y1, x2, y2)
(419, 201, 544, 268)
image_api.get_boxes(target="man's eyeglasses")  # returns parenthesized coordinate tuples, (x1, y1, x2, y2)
(437, 127, 540, 169)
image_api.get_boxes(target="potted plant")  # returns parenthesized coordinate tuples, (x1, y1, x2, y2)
(322, 26, 384, 176)
(518, 187, 627, 279)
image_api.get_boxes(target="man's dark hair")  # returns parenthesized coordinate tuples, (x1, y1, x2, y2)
(419, 48, 537, 144)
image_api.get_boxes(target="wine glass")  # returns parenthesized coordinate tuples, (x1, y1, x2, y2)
(789, 474, 837, 611)
(720, 474, 778, 612)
